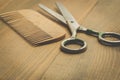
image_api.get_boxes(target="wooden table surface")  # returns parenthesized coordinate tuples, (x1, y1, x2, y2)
(0, 0, 120, 80)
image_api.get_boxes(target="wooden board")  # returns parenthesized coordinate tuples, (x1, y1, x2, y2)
(0, 0, 120, 80)
(0, 9, 66, 46)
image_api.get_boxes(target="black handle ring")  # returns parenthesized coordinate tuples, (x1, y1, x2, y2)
(98, 32, 120, 46)
(61, 38, 87, 54)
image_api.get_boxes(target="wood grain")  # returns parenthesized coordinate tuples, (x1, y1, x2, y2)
(0, 0, 120, 80)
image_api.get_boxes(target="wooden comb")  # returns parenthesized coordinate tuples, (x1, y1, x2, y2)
(0, 9, 66, 46)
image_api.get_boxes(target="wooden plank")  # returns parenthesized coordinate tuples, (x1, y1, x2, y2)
(40, 0, 120, 80)
(0, 0, 120, 80)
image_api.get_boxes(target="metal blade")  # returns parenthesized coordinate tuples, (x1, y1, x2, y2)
(39, 4, 66, 24)
(56, 2, 80, 28)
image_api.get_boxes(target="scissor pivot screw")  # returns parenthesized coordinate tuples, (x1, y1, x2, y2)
(70, 21, 74, 23)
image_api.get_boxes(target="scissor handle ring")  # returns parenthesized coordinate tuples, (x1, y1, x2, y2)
(61, 38, 87, 54)
(98, 32, 120, 46)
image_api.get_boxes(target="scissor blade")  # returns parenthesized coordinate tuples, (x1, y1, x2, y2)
(39, 4, 66, 24)
(56, 2, 80, 28)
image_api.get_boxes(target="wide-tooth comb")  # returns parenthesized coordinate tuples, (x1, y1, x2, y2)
(0, 9, 66, 46)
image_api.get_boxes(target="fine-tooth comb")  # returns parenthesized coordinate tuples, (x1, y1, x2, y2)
(0, 9, 66, 46)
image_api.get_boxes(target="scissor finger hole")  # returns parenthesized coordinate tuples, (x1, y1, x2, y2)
(101, 33, 120, 41)
(64, 39, 84, 49)
(65, 43, 82, 49)
(61, 38, 87, 53)
(99, 32, 120, 46)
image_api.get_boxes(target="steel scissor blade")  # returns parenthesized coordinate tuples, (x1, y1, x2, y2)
(56, 2, 80, 28)
(39, 4, 66, 24)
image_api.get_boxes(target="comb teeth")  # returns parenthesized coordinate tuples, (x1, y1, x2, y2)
(0, 11, 24, 22)
(26, 30, 53, 45)
(0, 10, 53, 46)
(9, 18, 52, 45)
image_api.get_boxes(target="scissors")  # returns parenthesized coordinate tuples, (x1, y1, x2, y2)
(39, 2, 120, 53)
